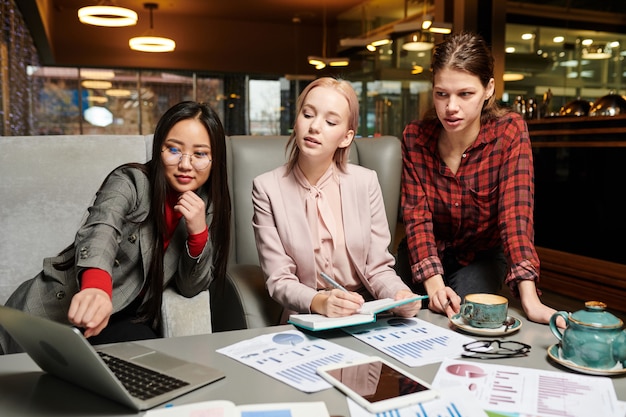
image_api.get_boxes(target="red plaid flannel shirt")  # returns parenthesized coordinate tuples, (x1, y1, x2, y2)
(400, 112, 539, 296)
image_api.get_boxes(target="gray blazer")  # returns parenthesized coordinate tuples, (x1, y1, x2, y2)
(1, 165, 215, 354)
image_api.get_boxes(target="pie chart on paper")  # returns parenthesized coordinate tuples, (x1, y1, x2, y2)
(445, 363, 487, 378)
(272, 333, 305, 346)
(387, 318, 417, 327)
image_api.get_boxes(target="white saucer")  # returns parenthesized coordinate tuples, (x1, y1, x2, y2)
(547, 344, 626, 376)
(450, 314, 522, 336)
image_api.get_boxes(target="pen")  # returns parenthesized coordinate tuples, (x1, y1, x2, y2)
(320, 272, 349, 293)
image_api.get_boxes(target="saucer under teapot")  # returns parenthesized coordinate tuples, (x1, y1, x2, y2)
(550, 301, 626, 370)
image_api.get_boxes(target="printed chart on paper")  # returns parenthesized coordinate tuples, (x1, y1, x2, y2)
(343, 317, 475, 367)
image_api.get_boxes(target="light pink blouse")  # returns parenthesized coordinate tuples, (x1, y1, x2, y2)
(293, 164, 360, 292)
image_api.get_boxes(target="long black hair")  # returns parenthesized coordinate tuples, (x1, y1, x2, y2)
(141, 101, 231, 327)
(55, 101, 231, 331)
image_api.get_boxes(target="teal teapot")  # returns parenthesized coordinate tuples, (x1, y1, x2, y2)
(550, 301, 626, 369)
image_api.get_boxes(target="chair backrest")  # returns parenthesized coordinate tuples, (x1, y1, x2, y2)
(0, 135, 151, 305)
(215, 135, 405, 332)
(226, 135, 403, 266)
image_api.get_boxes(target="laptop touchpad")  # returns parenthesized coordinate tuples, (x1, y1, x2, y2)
(133, 352, 188, 371)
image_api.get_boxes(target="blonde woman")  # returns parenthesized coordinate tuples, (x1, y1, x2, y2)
(253, 77, 421, 324)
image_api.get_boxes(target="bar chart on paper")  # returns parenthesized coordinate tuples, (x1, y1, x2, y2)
(343, 317, 475, 367)
(216, 330, 367, 393)
(536, 373, 611, 417)
(485, 367, 619, 416)
(432, 359, 622, 417)
(346, 390, 489, 417)
(488, 368, 524, 407)
(374, 401, 472, 417)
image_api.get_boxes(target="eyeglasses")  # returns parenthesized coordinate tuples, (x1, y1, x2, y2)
(462, 340, 531, 359)
(161, 146, 212, 170)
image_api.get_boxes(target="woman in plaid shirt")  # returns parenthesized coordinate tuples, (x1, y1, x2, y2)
(397, 31, 561, 326)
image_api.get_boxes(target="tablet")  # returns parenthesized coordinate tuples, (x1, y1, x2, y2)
(316, 356, 438, 413)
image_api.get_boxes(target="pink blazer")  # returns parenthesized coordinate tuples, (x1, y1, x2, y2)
(252, 163, 410, 322)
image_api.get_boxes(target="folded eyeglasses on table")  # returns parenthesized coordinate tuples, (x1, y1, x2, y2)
(462, 340, 531, 359)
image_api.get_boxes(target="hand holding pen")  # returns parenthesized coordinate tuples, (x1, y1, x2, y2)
(315, 272, 364, 317)
(435, 288, 460, 317)
(320, 272, 425, 318)
(320, 272, 349, 293)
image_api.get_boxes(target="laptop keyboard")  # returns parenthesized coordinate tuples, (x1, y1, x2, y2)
(98, 352, 190, 400)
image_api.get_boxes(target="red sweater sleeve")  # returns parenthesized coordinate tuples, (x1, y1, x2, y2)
(187, 226, 208, 257)
(164, 191, 208, 257)
(80, 195, 207, 299)
(80, 268, 113, 299)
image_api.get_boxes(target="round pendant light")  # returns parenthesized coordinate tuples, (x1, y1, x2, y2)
(403, 33, 434, 52)
(129, 3, 176, 52)
(78, 5, 138, 27)
(129, 36, 176, 53)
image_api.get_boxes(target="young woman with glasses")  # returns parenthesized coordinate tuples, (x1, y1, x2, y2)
(0, 101, 231, 354)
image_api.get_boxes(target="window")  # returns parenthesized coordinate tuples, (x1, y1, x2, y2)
(249, 79, 281, 135)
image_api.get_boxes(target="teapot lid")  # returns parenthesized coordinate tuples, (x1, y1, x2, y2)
(570, 301, 623, 328)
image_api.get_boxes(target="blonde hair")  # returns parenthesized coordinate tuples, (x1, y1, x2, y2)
(286, 77, 359, 173)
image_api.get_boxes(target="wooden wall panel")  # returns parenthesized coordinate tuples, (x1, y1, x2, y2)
(537, 246, 626, 314)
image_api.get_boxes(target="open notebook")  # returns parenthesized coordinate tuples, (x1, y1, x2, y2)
(288, 295, 428, 331)
(0, 305, 224, 411)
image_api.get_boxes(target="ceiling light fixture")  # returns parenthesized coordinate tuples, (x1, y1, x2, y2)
(402, 33, 434, 52)
(106, 88, 132, 97)
(81, 80, 113, 89)
(339, 2, 450, 56)
(307, 5, 349, 69)
(421, 14, 433, 30)
(87, 96, 109, 103)
(394, 20, 452, 35)
(339, 36, 390, 52)
(582, 44, 612, 59)
(84, 106, 114, 127)
(78, 2, 137, 27)
(129, 3, 176, 53)
(406, 0, 450, 35)
(429, 22, 452, 34)
(503, 73, 525, 82)
(80, 69, 115, 79)
(366, 38, 391, 52)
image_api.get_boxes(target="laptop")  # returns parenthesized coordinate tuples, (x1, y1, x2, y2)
(0, 305, 225, 411)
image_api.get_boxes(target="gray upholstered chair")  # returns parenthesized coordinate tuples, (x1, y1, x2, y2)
(0, 134, 213, 339)
(210, 135, 403, 332)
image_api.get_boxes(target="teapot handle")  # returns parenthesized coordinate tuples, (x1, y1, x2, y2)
(549, 311, 569, 341)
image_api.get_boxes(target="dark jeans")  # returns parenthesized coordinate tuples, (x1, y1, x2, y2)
(395, 237, 507, 308)
(86, 297, 158, 346)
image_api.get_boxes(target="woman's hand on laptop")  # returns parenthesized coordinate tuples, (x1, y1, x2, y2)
(67, 288, 113, 338)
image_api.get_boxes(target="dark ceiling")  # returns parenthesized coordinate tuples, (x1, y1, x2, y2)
(18, 1, 626, 77)
(18, 0, 373, 76)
